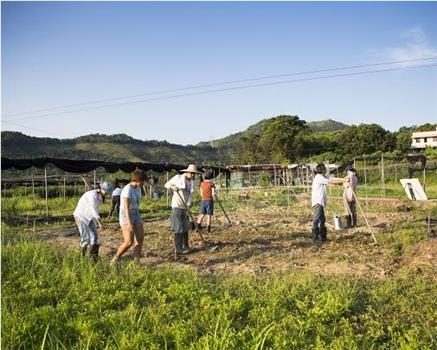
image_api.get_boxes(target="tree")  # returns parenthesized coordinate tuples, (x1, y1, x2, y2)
(260, 115, 308, 162)
(337, 123, 394, 158)
(395, 131, 412, 153)
(414, 123, 436, 132)
(234, 134, 266, 164)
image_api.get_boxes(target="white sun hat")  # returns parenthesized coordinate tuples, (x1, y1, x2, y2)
(180, 164, 203, 174)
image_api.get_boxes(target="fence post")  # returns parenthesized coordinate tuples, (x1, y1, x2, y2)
(363, 154, 368, 207)
(166, 171, 169, 207)
(32, 173, 35, 200)
(423, 167, 426, 191)
(44, 167, 49, 219)
(381, 154, 385, 199)
(63, 176, 66, 202)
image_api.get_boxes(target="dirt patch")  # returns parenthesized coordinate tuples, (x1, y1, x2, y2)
(35, 205, 435, 280)
(398, 238, 437, 277)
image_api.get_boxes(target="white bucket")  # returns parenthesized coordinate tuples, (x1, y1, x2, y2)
(334, 215, 342, 231)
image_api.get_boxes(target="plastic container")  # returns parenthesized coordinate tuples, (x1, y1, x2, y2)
(334, 215, 342, 231)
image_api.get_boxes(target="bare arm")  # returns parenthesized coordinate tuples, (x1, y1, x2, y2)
(329, 177, 348, 185)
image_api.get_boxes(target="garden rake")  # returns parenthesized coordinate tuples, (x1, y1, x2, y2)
(352, 190, 378, 245)
(216, 198, 232, 229)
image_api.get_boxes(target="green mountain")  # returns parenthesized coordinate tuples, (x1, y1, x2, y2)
(1, 131, 223, 164)
(307, 119, 348, 132)
(1, 118, 348, 164)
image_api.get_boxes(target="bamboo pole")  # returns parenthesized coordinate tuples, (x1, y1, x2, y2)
(381, 154, 385, 199)
(63, 176, 66, 202)
(363, 154, 368, 207)
(32, 174, 35, 200)
(44, 167, 49, 219)
(423, 167, 426, 192)
(352, 190, 377, 244)
(166, 171, 169, 207)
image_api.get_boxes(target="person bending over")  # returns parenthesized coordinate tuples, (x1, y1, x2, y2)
(108, 181, 122, 218)
(73, 182, 113, 261)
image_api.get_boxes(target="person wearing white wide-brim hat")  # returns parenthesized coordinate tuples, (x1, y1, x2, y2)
(165, 164, 203, 255)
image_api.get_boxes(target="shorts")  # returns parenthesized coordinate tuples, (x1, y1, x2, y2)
(200, 200, 214, 215)
(119, 209, 143, 227)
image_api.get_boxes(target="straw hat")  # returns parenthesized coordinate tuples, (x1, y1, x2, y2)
(181, 164, 203, 174)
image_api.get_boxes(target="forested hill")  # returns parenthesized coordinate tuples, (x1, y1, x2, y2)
(2, 117, 430, 165)
(0, 132, 223, 164)
(307, 119, 348, 132)
(2, 118, 347, 164)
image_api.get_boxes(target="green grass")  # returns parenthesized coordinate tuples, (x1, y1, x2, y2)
(2, 186, 437, 349)
(2, 228, 436, 350)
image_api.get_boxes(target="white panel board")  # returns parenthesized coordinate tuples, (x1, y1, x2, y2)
(400, 178, 428, 201)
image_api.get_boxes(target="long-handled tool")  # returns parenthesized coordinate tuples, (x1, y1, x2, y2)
(216, 198, 232, 228)
(174, 189, 206, 246)
(352, 190, 378, 244)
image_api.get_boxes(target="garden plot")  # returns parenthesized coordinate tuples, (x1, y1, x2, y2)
(38, 200, 436, 280)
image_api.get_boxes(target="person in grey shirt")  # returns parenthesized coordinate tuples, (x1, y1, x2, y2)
(111, 170, 146, 265)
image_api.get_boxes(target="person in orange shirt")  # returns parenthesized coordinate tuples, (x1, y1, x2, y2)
(197, 171, 216, 233)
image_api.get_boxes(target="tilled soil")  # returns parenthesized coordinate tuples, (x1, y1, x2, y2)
(37, 205, 436, 280)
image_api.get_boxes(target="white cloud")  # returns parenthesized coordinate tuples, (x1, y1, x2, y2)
(385, 27, 437, 67)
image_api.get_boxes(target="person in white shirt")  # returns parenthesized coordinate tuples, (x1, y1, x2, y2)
(311, 163, 346, 243)
(108, 181, 122, 218)
(164, 164, 201, 256)
(343, 165, 358, 228)
(73, 181, 113, 261)
(111, 170, 147, 265)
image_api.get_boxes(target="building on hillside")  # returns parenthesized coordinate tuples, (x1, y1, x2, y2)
(411, 127, 437, 149)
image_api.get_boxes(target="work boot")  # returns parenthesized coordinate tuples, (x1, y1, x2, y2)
(320, 227, 328, 242)
(181, 232, 191, 253)
(190, 221, 197, 231)
(352, 214, 358, 227)
(174, 233, 184, 255)
(90, 245, 99, 262)
(81, 246, 88, 257)
(346, 215, 352, 228)
(312, 227, 321, 243)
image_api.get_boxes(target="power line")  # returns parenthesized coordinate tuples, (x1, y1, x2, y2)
(2, 120, 66, 138)
(5, 62, 437, 124)
(3, 56, 437, 119)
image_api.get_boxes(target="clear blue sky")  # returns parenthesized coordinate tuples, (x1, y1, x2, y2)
(2, 1, 437, 144)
